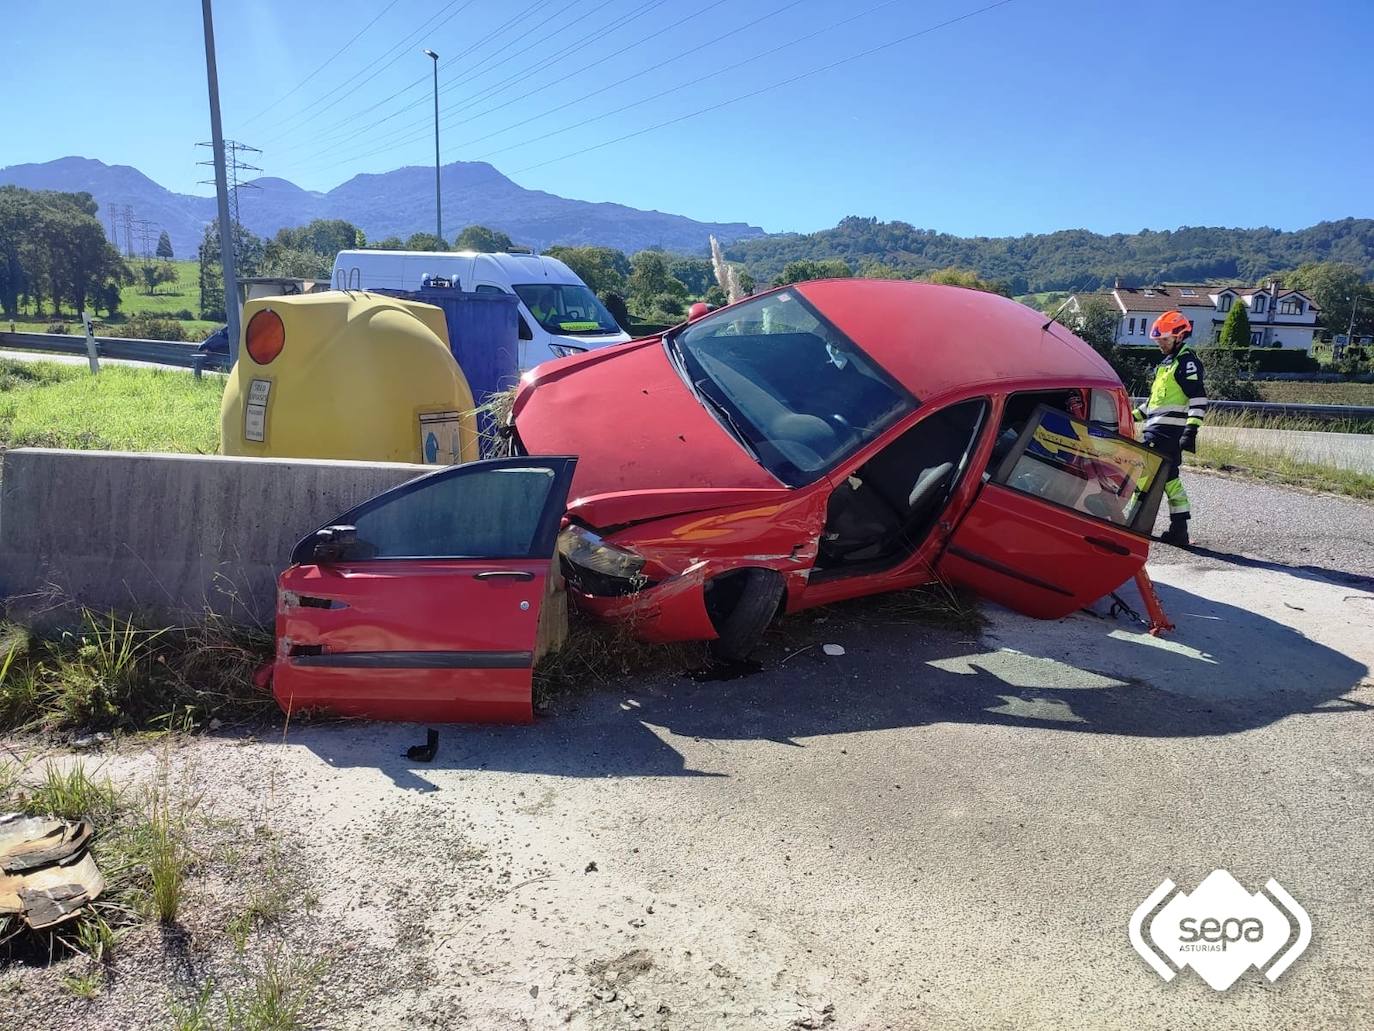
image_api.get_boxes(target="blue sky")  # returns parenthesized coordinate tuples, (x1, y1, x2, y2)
(3, 0, 1371, 236)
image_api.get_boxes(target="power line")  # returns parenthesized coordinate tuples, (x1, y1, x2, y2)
(197, 140, 262, 259)
(277, 0, 565, 156)
(271, 0, 607, 159)
(270, 0, 663, 166)
(468, 0, 906, 160)
(238, 0, 407, 127)
(277, 0, 717, 175)
(255, 0, 477, 146)
(511, 0, 1018, 174)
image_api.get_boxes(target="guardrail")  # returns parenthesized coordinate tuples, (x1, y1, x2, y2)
(1132, 397, 1374, 423)
(0, 331, 229, 372)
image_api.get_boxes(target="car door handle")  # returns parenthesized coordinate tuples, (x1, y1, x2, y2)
(1084, 535, 1131, 556)
(474, 570, 535, 581)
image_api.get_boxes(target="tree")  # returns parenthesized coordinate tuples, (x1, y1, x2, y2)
(774, 258, 852, 286)
(668, 257, 715, 296)
(138, 259, 178, 295)
(922, 266, 1011, 296)
(1217, 299, 1252, 348)
(156, 230, 174, 259)
(372, 235, 405, 250)
(544, 245, 630, 296)
(274, 219, 365, 256)
(198, 222, 264, 320)
(454, 224, 513, 252)
(405, 232, 447, 251)
(627, 250, 687, 313)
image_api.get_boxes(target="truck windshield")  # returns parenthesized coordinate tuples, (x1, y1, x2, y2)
(667, 290, 915, 487)
(513, 284, 621, 336)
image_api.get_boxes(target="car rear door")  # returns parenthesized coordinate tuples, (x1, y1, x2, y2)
(935, 404, 1166, 619)
(272, 457, 576, 724)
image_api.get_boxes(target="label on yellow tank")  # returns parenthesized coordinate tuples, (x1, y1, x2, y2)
(418, 411, 463, 465)
(245, 379, 271, 443)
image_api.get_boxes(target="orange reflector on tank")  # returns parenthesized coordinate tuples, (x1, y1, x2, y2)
(245, 308, 285, 365)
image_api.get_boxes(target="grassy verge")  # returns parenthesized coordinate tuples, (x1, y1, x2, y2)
(0, 612, 273, 735)
(1256, 380, 1374, 406)
(4, 260, 218, 339)
(0, 357, 221, 452)
(1204, 408, 1374, 435)
(1188, 439, 1374, 501)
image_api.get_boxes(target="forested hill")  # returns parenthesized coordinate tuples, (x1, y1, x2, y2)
(724, 216, 1374, 292)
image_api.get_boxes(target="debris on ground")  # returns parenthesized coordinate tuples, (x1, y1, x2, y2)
(822, 644, 846, 657)
(405, 728, 440, 762)
(0, 813, 104, 929)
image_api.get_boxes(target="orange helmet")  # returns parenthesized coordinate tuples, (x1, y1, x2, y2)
(1150, 310, 1192, 341)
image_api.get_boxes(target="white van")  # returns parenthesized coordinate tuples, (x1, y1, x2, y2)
(330, 249, 631, 368)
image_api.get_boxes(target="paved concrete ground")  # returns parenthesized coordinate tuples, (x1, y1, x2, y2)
(13, 471, 1373, 1030)
(1204, 426, 1374, 475)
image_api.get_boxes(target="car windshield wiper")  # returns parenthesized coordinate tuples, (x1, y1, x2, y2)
(693, 379, 759, 460)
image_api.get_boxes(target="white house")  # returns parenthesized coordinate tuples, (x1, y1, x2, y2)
(1069, 281, 1320, 349)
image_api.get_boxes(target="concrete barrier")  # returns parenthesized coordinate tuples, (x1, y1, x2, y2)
(0, 449, 431, 628)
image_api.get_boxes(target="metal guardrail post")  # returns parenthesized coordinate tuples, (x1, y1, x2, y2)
(81, 310, 100, 374)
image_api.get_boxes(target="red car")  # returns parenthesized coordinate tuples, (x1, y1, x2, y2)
(271, 280, 1169, 723)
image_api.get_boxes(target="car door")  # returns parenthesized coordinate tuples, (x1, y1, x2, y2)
(272, 456, 576, 724)
(935, 404, 1166, 619)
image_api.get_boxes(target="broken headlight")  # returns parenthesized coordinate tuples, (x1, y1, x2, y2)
(558, 525, 645, 579)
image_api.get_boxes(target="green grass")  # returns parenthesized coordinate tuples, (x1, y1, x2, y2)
(4, 260, 220, 339)
(1188, 439, 1374, 500)
(1255, 380, 1374, 406)
(0, 357, 221, 452)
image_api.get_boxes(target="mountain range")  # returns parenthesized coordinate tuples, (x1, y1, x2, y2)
(0, 156, 765, 258)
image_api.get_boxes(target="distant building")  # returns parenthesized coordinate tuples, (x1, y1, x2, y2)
(1068, 281, 1320, 349)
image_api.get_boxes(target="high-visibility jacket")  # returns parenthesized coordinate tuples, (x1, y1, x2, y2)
(1133, 345, 1207, 440)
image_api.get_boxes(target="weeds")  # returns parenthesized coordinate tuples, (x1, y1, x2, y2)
(1189, 438, 1374, 500)
(140, 781, 192, 923)
(220, 946, 326, 1031)
(60, 967, 104, 999)
(168, 981, 217, 1031)
(0, 609, 274, 735)
(23, 762, 122, 822)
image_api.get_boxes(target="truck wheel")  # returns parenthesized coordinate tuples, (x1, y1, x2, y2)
(706, 568, 785, 662)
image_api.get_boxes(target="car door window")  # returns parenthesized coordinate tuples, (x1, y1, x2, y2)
(293, 459, 574, 563)
(992, 405, 1165, 534)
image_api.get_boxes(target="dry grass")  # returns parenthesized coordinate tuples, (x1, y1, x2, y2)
(0, 610, 274, 735)
(1256, 380, 1374, 406)
(1188, 439, 1374, 500)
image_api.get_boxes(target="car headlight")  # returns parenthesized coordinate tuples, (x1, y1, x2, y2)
(557, 524, 645, 579)
(548, 343, 588, 359)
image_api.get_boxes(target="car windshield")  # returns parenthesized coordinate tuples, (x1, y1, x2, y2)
(667, 290, 915, 486)
(513, 283, 621, 336)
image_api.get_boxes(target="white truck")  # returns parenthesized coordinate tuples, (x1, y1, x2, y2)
(330, 249, 631, 368)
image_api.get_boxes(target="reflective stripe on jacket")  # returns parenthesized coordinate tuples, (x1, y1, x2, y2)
(1132, 345, 1207, 435)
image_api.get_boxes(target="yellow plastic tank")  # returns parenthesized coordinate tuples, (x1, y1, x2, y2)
(220, 292, 479, 465)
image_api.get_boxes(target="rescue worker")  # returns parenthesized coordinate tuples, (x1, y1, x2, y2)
(1133, 310, 1207, 546)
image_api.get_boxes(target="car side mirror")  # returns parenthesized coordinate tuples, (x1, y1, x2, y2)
(310, 524, 360, 564)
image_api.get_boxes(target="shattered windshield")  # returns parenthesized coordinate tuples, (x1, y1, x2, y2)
(668, 290, 915, 486)
(513, 283, 621, 335)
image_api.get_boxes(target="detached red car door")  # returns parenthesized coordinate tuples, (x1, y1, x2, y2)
(936, 405, 1166, 618)
(272, 456, 576, 724)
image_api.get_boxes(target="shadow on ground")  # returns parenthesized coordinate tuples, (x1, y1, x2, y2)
(290, 577, 1371, 788)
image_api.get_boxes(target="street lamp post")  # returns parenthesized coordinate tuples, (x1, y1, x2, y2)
(423, 49, 442, 244)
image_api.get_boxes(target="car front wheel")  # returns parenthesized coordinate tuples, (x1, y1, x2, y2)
(705, 568, 785, 662)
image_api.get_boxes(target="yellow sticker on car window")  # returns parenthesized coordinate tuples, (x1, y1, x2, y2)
(557, 321, 600, 332)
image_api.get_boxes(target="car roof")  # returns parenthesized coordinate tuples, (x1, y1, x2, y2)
(795, 279, 1120, 399)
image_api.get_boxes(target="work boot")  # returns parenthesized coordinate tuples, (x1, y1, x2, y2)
(1158, 514, 1190, 547)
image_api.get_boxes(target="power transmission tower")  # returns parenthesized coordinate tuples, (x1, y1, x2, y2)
(197, 139, 262, 262)
(122, 207, 136, 258)
(133, 219, 157, 259)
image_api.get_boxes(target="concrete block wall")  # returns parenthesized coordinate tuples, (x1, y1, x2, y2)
(0, 449, 431, 628)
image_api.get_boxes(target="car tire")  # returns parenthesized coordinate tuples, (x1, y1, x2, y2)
(707, 568, 785, 662)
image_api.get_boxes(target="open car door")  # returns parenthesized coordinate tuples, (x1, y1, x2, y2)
(935, 405, 1165, 619)
(272, 456, 576, 724)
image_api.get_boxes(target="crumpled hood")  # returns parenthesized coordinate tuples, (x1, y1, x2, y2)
(512, 338, 789, 526)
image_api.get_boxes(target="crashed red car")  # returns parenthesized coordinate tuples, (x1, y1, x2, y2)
(270, 280, 1169, 723)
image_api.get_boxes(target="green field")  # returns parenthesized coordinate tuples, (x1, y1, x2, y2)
(0, 358, 221, 452)
(4, 260, 220, 340)
(1255, 380, 1374, 405)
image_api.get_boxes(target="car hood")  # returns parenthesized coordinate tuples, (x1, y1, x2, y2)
(512, 338, 789, 526)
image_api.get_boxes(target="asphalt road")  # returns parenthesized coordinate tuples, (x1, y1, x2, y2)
(20, 470, 1372, 1030)
(1203, 427, 1374, 476)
